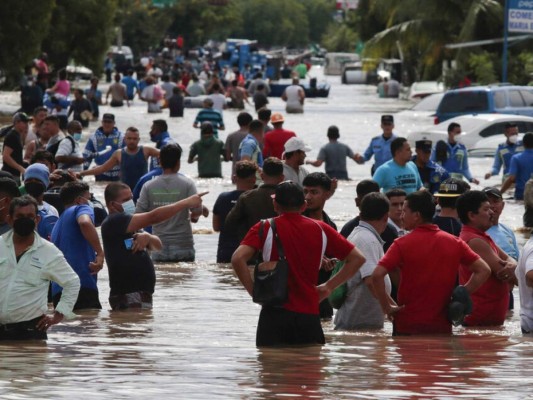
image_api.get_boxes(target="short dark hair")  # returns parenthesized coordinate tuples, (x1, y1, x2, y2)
(44, 115, 59, 124)
(385, 188, 407, 199)
(327, 125, 340, 139)
(360, 192, 390, 221)
(60, 181, 90, 205)
(356, 179, 379, 199)
(302, 172, 332, 191)
(9, 195, 38, 216)
(456, 190, 489, 225)
(523, 132, 533, 148)
(33, 106, 47, 116)
(262, 157, 283, 177)
(31, 150, 55, 166)
(212, 83, 221, 91)
(257, 108, 271, 122)
(152, 119, 168, 133)
(104, 182, 130, 204)
(249, 119, 264, 134)
(237, 112, 253, 127)
(390, 137, 407, 157)
(448, 122, 460, 133)
(0, 177, 21, 199)
(235, 160, 258, 179)
(405, 190, 435, 223)
(160, 143, 183, 169)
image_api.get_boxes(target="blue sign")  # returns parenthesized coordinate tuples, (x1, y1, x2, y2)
(508, 0, 533, 33)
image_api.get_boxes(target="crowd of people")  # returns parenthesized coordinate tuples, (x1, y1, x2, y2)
(2, 60, 533, 347)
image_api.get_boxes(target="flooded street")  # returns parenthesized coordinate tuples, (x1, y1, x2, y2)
(1, 68, 533, 399)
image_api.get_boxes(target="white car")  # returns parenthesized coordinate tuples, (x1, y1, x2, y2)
(407, 114, 533, 151)
(406, 81, 445, 100)
(469, 133, 525, 157)
(394, 93, 444, 135)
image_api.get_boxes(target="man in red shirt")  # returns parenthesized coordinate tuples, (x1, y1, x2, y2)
(456, 190, 517, 326)
(262, 113, 296, 159)
(232, 181, 365, 346)
(372, 191, 490, 335)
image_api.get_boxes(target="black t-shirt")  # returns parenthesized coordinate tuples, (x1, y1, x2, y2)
(101, 213, 156, 295)
(433, 215, 462, 237)
(213, 189, 245, 263)
(1, 129, 23, 178)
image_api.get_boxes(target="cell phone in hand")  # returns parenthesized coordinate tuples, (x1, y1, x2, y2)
(124, 238, 134, 250)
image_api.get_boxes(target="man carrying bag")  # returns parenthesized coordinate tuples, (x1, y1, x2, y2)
(232, 181, 366, 347)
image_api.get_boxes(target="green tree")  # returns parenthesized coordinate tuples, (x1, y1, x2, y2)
(468, 51, 497, 84)
(0, 0, 54, 88)
(301, 0, 336, 44)
(321, 23, 358, 52)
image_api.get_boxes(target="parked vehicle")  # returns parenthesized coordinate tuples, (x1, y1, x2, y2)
(407, 114, 533, 151)
(109, 45, 134, 73)
(469, 133, 525, 157)
(395, 93, 444, 134)
(435, 85, 533, 124)
(324, 52, 360, 75)
(341, 62, 367, 84)
(406, 81, 445, 100)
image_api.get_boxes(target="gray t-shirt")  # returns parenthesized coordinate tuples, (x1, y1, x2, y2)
(224, 128, 248, 174)
(136, 173, 197, 250)
(317, 141, 354, 179)
(334, 221, 391, 330)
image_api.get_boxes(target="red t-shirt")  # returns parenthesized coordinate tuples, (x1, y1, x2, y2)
(459, 225, 510, 326)
(262, 128, 296, 159)
(379, 224, 479, 334)
(241, 213, 354, 315)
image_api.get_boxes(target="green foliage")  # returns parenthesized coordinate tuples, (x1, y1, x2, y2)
(321, 24, 358, 52)
(0, 0, 54, 88)
(299, 0, 336, 43)
(468, 51, 497, 85)
(507, 52, 533, 85)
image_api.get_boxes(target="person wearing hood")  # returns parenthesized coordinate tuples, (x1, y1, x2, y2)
(188, 122, 226, 178)
(82, 113, 125, 181)
(148, 119, 174, 170)
(484, 122, 523, 182)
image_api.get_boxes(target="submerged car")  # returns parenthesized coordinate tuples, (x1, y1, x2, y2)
(395, 93, 444, 135)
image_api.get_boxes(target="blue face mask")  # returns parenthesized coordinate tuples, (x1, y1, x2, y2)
(121, 199, 136, 215)
(73, 133, 82, 141)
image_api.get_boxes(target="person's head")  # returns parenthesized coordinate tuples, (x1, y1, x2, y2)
(162, 74, 170, 82)
(270, 113, 284, 127)
(172, 86, 182, 95)
(257, 108, 271, 124)
(327, 125, 340, 140)
(58, 69, 67, 81)
(212, 83, 221, 92)
(302, 172, 332, 213)
(127, 69, 134, 77)
(32, 106, 48, 125)
(523, 132, 533, 149)
(234, 160, 258, 188)
(415, 140, 432, 164)
(359, 192, 390, 233)
(200, 122, 214, 139)
(231, 80, 238, 87)
(483, 187, 504, 224)
(114, 73, 121, 82)
(434, 178, 470, 209)
(0, 178, 21, 218)
(456, 190, 493, 231)
(124, 127, 141, 151)
(203, 98, 214, 109)
(249, 119, 264, 141)
(40, 115, 60, 140)
(59, 181, 91, 207)
(73, 88, 84, 100)
(381, 115, 394, 136)
(272, 180, 305, 214)
(283, 137, 311, 165)
(504, 122, 519, 144)
(160, 142, 182, 170)
(257, 83, 265, 92)
(150, 119, 168, 137)
(237, 111, 253, 128)
(67, 120, 83, 141)
(355, 179, 380, 209)
(104, 182, 134, 214)
(403, 191, 435, 230)
(101, 113, 116, 133)
(90, 77, 99, 87)
(292, 77, 300, 85)
(12, 112, 30, 135)
(30, 150, 56, 172)
(391, 137, 412, 165)
(261, 157, 284, 183)
(7, 195, 40, 238)
(386, 188, 407, 226)
(447, 122, 462, 144)
(24, 163, 50, 200)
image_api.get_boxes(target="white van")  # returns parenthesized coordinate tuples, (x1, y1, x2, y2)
(324, 52, 360, 75)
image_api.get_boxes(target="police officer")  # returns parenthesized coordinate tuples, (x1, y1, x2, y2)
(412, 139, 450, 194)
(355, 115, 397, 175)
(484, 122, 523, 181)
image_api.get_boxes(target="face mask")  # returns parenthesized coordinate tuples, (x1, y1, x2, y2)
(508, 135, 518, 144)
(121, 199, 136, 215)
(73, 133, 82, 141)
(25, 182, 46, 198)
(13, 217, 35, 237)
(454, 134, 463, 144)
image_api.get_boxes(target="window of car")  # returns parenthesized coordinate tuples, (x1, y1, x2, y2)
(411, 93, 444, 111)
(479, 122, 509, 138)
(508, 90, 526, 107)
(520, 90, 533, 107)
(493, 91, 506, 109)
(517, 121, 533, 132)
(439, 91, 489, 113)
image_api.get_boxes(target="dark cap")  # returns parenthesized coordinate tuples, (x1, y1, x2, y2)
(415, 139, 432, 152)
(13, 112, 30, 123)
(483, 186, 502, 199)
(381, 115, 394, 124)
(102, 113, 115, 122)
(271, 181, 305, 208)
(434, 178, 469, 198)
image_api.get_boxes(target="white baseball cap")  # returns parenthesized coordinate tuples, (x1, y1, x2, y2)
(284, 137, 311, 153)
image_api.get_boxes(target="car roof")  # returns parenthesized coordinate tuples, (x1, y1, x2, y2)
(420, 113, 533, 134)
(444, 85, 533, 94)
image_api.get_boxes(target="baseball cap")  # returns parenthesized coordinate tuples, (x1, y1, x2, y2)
(284, 137, 311, 153)
(13, 112, 30, 124)
(434, 178, 469, 198)
(271, 113, 285, 124)
(415, 139, 432, 152)
(271, 181, 305, 208)
(381, 115, 394, 124)
(102, 113, 115, 122)
(483, 186, 503, 199)
(24, 163, 50, 187)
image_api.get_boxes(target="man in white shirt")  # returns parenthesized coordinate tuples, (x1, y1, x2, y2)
(0, 195, 80, 340)
(282, 137, 311, 187)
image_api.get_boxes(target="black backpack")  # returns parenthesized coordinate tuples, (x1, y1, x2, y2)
(47, 135, 76, 157)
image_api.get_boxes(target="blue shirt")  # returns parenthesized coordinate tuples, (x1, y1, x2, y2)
(490, 141, 524, 177)
(373, 160, 423, 194)
(121, 76, 139, 99)
(83, 127, 124, 180)
(487, 223, 519, 260)
(239, 134, 263, 167)
(150, 131, 174, 170)
(412, 156, 450, 194)
(509, 149, 533, 199)
(363, 134, 397, 169)
(431, 141, 473, 182)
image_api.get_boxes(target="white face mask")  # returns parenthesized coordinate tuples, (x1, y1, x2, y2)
(121, 199, 136, 215)
(454, 134, 463, 144)
(508, 134, 518, 144)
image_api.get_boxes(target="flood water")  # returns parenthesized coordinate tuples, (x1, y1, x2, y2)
(1, 68, 533, 399)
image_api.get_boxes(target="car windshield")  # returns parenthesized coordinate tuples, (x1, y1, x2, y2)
(412, 93, 444, 111)
(439, 91, 489, 113)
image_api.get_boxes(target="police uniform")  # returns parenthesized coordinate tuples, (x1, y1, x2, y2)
(490, 141, 524, 180)
(413, 139, 450, 194)
(361, 114, 397, 175)
(431, 141, 474, 182)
